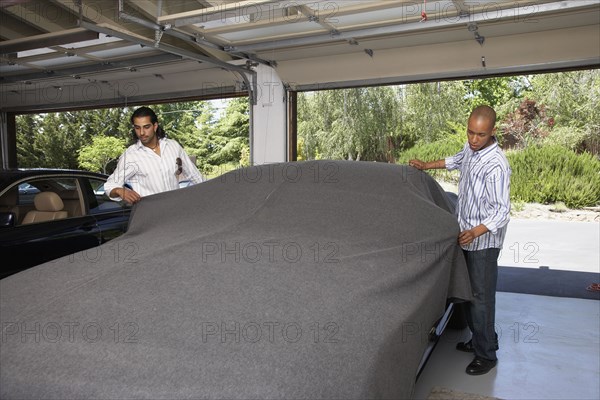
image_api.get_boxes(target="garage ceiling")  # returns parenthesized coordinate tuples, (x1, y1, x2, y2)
(0, 0, 599, 112)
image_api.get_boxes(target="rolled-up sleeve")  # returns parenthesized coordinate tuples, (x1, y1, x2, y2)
(104, 151, 136, 201)
(179, 149, 204, 184)
(445, 146, 466, 171)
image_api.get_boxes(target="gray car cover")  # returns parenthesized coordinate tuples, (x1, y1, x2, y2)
(0, 160, 471, 399)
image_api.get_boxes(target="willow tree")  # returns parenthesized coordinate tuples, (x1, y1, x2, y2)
(398, 81, 466, 144)
(298, 86, 403, 162)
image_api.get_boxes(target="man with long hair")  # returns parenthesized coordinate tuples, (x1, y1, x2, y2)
(105, 106, 204, 204)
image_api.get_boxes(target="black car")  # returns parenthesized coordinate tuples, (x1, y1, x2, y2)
(0, 169, 131, 278)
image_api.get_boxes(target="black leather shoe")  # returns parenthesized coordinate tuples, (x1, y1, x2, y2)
(456, 340, 474, 353)
(466, 357, 497, 375)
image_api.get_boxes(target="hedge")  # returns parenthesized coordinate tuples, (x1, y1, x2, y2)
(399, 140, 600, 208)
(397, 132, 464, 182)
(507, 145, 600, 208)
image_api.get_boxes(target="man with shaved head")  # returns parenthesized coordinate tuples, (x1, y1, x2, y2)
(409, 105, 511, 375)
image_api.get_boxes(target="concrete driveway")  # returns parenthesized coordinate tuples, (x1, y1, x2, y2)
(499, 219, 600, 273)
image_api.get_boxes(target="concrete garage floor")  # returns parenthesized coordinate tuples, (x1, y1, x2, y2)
(414, 219, 600, 399)
(413, 293, 600, 400)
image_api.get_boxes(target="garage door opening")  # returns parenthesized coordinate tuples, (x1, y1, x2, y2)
(295, 69, 600, 286)
(15, 97, 250, 180)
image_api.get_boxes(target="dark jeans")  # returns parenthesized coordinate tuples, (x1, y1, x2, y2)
(463, 248, 500, 361)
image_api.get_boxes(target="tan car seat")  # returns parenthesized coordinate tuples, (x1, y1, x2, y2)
(60, 189, 83, 217)
(22, 192, 68, 224)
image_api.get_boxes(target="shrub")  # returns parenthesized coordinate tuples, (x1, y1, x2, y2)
(500, 99, 552, 150)
(542, 126, 588, 152)
(398, 128, 465, 182)
(508, 145, 600, 208)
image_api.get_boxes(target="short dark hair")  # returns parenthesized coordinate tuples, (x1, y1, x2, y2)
(130, 106, 166, 141)
(469, 105, 497, 126)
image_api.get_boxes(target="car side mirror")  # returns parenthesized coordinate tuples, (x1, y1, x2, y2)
(0, 212, 16, 227)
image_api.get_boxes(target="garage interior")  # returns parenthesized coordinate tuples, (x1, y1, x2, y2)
(1, 0, 599, 398)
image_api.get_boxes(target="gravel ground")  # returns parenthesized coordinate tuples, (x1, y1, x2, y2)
(437, 180, 600, 223)
(511, 203, 600, 223)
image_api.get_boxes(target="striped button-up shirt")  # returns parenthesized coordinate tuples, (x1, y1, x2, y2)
(105, 138, 204, 200)
(445, 140, 511, 250)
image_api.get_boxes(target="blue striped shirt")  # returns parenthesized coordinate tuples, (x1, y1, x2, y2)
(445, 140, 511, 250)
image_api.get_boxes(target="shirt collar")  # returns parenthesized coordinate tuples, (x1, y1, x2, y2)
(469, 138, 498, 160)
(135, 137, 164, 150)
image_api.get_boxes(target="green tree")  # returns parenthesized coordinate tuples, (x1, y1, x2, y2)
(31, 112, 89, 168)
(150, 101, 207, 148)
(78, 107, 130, 140)
(463, 76, 527, 120)
(525, 70, 600, 154)
(16, 108, 130, 168)
(16, 114, 43, 167)
(207, 97, 250, 167)
(297, 92, 328, 160)
(78, 136, 126, 174)
(398, 81, 465, 144)
(214, 97, 250, 135)
(526, 70, 600, 130)
(179, 97, 250, 175)
(298, 87, 404, 161)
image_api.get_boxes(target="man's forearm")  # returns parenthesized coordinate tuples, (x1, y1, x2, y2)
(109, 187, 124, 198)
(109, 187, 142, 204)
(458, 224, 490, 246)
(471, 224, 489, 237)
(425, 159, 446, 169)
(409, 159, 446, 170)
